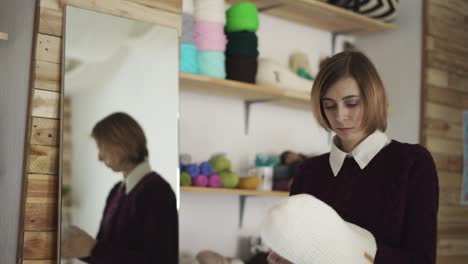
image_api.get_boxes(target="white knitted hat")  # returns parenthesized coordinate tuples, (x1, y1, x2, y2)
(260, 194, 377, 264)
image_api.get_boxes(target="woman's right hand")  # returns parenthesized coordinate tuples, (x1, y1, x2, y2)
(267, 251, 293, 264)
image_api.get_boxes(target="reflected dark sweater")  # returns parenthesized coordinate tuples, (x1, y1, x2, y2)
(83, 172, 178, 264)
(290, 140, 439, 264)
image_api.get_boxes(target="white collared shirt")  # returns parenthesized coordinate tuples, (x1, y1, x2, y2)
(124, 160, 152, 194)
(329, 130, 391, 176)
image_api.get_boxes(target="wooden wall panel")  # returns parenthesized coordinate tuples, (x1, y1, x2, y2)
(32, 90, 60, 119)
(24, 203, 57, 231)
(26, 174, 58, 204)
(31, 117, 60, 147)
(28, 145, 58, 175)
(34, 61, 61, 92)
(423, 0, 468, 263)
(23, 232, 56, 259)
(36, 34, 61, 63)
(20, 0, 182, 262)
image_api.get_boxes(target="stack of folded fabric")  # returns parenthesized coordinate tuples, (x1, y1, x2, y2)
(180, 13, 199, 74)
(193, 0, 227, 78)
(225, 2, 259, 83)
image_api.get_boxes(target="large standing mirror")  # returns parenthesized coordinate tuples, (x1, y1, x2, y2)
(60, 6, 179, 263)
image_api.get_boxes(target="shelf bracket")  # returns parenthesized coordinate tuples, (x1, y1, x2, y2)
(239, 195, 247, 228)
(244, 99, 276, 135)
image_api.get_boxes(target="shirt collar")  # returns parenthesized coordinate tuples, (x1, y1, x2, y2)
(329, 130, 390, 176)
(124, 160, 152, 194)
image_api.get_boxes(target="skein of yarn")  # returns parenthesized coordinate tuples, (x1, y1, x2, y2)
(180, 43, 199, 74)
(225, 2, 259, 32)
(289, 52, 313, 78)
(194, 0, 226, 23)
(182, 13, 195, 44)
(194, 21, 227, 51)
(198, 51, 226, 78)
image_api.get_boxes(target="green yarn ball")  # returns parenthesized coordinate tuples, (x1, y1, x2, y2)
(180, 172, 192, 186)
(226, 2, 259, 32)
(220, 171, 239, 188)
(209, 155, 232, 173)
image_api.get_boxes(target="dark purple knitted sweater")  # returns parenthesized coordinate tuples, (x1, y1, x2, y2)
(290, 140, 439, 264)
(83, 172, 178, 264)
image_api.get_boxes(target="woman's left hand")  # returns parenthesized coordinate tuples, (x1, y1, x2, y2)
(62, 226, 96, 258)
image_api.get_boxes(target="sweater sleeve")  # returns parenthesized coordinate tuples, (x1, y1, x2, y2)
(88, 183, 179, 264)
(374, 145, 439, 264)
(78, 183, 121, 263)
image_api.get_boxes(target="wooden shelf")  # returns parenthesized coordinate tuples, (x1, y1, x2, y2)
(227, 0, 397, 33)
(0, 32, 8, 40)
(180, 73, 310, 109)
(181, 186, 289, 197)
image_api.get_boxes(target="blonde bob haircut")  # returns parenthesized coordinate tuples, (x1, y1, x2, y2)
(311, 51, 388, 133)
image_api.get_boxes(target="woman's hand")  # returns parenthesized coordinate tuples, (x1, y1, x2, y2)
(267, 251, 293, 264)
(62, 226, 96, 258)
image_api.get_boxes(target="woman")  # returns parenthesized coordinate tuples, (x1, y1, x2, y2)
(62, 112, 178, 263)
(268, 51, 439, 264)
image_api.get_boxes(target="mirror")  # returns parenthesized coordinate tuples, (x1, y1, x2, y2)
(61, 6, 179, 263)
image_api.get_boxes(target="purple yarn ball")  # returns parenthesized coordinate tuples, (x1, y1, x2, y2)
(208, 174, 222, 188)
(194, 174, 209, 187)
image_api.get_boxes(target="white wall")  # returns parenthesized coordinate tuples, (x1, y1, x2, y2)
(179, 0, 332, 258)
(179, 0, 423, 260)
(355, 0, 422, 144)
(0, 0, 35, 262)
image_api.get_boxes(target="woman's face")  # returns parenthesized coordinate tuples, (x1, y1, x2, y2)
(322, 77, 366, 148)
(95, 141, 126, 172)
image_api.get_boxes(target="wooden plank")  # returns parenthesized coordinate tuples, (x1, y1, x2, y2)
(439, 222, 468, 238)
(431, 153, 462, 173)
(28, 145, 59, 175)
(32, 89, 60, 119)
(429, 0, 468, 17)
(26, 174, 58, 204)
(181, 186, 289, 197)
(31, 117, 60, 147)
(227, 0, 396, 33)
(448, 74, 468, 93)
(427, 52, 468, 78)
(425, 35, 468, 58)
(427, 85, 464, 108)
(39, 5, 63, 36)
(439, 189, 462, 206)
(425, 102, 462, 125)
(62, 0, 182, 35)
(23, 232, 56, 259)
(438, 238, 468, 256)
(428, 2, 468, 30)
(425, 136, 462, 156)
(439, 171, 463, 191)
(24, 203, 57, 231)
(426, 67, 448, 88)
(129, 0, 182, 14)
(437, 255, 468, 264)
(424, 117, 462, 141)
(23, 261, 56, 264)
(36, 34, 61, 64)
(439, 205, 468, 224)
(35, 60, 61, 92)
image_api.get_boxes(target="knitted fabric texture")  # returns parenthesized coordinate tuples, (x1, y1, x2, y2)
(261, 194, 377, 264)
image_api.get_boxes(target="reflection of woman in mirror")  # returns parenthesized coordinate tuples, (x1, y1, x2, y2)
(62, 112, 178, 263)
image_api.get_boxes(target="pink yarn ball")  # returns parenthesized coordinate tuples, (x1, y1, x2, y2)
(209, 174, 222, 188)
(194, 174, 209, 187)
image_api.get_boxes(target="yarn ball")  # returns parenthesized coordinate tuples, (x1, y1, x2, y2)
(194, 174, 209, 187)
(200, 161, 214, 176)
(185, 163, 200, 178)
(180, 172, 192, 186)
(209, 155, 231, 173)
(208, 174, 222, 188)
(219, 171, 239, 188)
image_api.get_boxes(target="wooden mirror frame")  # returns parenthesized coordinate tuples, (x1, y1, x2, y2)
(18, 0, 181, 262)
